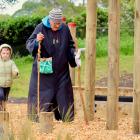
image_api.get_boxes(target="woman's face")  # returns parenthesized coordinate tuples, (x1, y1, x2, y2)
(0, 48, 11, 61)
(50, 20, 61, 31)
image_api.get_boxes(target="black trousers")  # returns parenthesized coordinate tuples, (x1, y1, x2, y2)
(0, 87, 10, 101)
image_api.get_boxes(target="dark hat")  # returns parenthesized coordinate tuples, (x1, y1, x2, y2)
(49, 8, 62, 23)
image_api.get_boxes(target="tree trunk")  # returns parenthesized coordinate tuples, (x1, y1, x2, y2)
(106, 0, 120, 130)
(133, 0, 140, 134)
(84, 0, 97, 121)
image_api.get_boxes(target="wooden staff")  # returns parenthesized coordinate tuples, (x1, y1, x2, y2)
(77, 65, 89, 125)
(3, 101, 6, 111)
(37, 41, 41, 116)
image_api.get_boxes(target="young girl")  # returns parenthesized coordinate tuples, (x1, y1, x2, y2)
(0, 44, 19, 111)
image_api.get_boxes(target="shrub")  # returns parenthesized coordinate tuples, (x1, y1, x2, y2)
(0, 8, 108, 56)
(0, 15, 42, 56)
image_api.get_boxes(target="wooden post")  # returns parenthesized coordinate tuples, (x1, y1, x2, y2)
(68, 22, 88, 125)
(0, 111, 9, 135)
(0, 111, 9, 122)
(133, 0, 140, 134)
(39, 112, 53, 133)
(68, 22, 78, 86)
(68, 22, 77, 116)
(84, 0, 97, 121)
(0, 102, 9, 122)
(77, 66, 89, 125)
(107, 0, 120, 130)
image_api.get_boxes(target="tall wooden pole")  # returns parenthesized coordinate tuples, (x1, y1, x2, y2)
(84, 0, 97, 121)
(68, 23, 77, 86)
(68, 22, 88, 125)
(133, 0, 140, 134)
(106, 0, 120, 130)
(37, 42, 41, 116)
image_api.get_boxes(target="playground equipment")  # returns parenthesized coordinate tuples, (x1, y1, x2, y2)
(84, 0, 97, 122)
(133, 0, 140, 134)
(77, 0, 140, 134)
(0, 102, 9, 135)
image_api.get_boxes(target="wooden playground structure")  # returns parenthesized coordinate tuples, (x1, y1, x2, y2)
(69, 0, 140, 134)
(83, 0, 140, 134)
(0, 0, 140, 136)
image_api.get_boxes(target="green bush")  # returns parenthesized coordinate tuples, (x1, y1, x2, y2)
(96, 36, 108, 57)
(0, 8, 108, 56)
(120, 32, 134, 55)
(0, 15, 42, 56)
(78, 32, 134, 57)
(71, 8, 108, 39)
(97, 8, 108, 37)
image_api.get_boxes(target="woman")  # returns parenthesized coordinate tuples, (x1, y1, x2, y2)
(26, 8, 80, 122)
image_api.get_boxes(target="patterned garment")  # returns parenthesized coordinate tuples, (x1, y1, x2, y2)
(39, 57, 53, 74)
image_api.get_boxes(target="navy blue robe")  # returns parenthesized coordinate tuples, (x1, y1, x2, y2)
(26, 22, 77, 121)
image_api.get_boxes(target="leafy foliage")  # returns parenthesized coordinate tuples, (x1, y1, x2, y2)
(0, 7, 108, 55)
(13, 0, 85, 17)
(0, 15, 42, 55)
(0, 0, 135, 56)
(71, 8, 108, 39)
(120, 0, 134, 35)
(0, 0, 17, 10)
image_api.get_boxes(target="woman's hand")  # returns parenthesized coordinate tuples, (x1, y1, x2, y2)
(75, 49, 81, 67)
(36, 32, 44, 42)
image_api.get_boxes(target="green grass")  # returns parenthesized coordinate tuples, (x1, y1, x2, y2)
(10, 56, 33, 98)
(9, 32, 134, 98)
(120, 32, 134, 55)
(119, 55, 133, 74)
(10, 55, 133, 98)
(79, 55, 133, 86)
(96, 55, 133, 80)
(78, 32, 134, 57)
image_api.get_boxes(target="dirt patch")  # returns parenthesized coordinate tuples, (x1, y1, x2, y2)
(96, 73, 133, 87)
(5, 72, 136, 139)
(5, 104, 140, 140)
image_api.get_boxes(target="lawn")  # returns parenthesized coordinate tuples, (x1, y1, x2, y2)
(10, 55, 133, 98)
(10, 56, 33, 98)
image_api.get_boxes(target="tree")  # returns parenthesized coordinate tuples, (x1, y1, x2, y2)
(13, 0, 85, 17)
(84, 0, 97, 121)
(0, 0, 17, 9)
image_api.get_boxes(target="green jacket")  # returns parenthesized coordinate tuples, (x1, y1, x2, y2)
(0, 58, 19, 87)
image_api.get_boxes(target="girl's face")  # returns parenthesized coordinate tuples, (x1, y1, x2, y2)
(0, 48, 11, 61)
